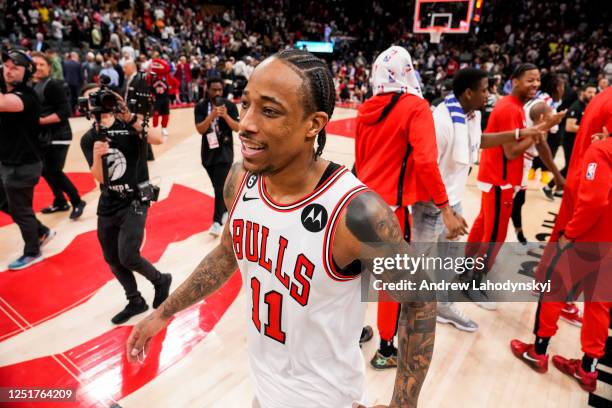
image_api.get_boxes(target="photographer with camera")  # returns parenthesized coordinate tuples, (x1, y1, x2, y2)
(194, 77, 239, 237)
(79, 78, 172, 324)
(0, 49, 55, 270)
(31, 52, 87, 219)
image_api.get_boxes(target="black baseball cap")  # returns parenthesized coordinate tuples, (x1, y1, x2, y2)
(2, 49, 35, 70)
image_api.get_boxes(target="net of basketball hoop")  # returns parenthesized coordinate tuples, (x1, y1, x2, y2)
(429, 27, 444, 44)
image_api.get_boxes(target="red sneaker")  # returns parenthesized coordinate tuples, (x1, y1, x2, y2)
(560, 303, 583, 327)
(510, 339, 549, 373)
(552, 355, 598, 392)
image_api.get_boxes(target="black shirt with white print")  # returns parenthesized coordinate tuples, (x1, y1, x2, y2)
(81, 119, 149, 215)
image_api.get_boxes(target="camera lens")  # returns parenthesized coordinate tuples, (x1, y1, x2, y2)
(99, 74, 111, 86)
(101, 93, 116, 110)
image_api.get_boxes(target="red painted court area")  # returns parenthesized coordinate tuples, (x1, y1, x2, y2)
(0, 173, 97, 227)
(0, 184, 242, 407)
(0, 184, 214, 340)
(0, 273, 241, 408)
(326, 117, 357, 139)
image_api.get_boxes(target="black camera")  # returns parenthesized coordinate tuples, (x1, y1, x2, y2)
(78, 75, 120, 117)
(137, 181, 160, 203)
(214, 96, 225, 107)
(127, 71, 155, 116)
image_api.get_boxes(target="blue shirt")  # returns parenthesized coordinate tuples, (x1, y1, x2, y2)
(99, 68, 119, 87)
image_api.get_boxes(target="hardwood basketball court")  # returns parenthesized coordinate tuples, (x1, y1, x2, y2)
(0, 106, 604, 407)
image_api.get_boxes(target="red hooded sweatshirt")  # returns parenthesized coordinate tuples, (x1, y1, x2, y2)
(355, 93, 449, 208)
(564, 138, 612, 241)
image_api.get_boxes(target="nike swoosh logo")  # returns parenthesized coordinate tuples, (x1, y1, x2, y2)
(242, 194, 259, 202)
(522, 352, 540, 363)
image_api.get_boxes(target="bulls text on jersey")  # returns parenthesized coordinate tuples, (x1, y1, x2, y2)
(232, 219, 313, 307)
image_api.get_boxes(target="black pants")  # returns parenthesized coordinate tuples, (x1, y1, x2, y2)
(68, 83, 79, 114)
(97, 203, 162, 301)
(204, 163, 231, 224)
(42, 144, 81, 206)
(0, 162, 49, 256)
(548, 132, 576, 188)
(561, 133, 576, 176)
(533, 132, 562, 171)
(511, 189, 526, 229)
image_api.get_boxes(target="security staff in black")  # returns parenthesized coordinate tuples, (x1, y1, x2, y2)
(80, 85, 172, 324)
(0, 49, 53, 270)
(31, 52, 86, 219)
(194, 77, 239, 237)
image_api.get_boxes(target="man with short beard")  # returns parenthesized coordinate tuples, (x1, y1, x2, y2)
(0, 50, 54, 269)
(31, 51, 86, 219)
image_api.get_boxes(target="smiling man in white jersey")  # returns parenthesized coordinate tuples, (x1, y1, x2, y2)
(127, 49, 436, 408)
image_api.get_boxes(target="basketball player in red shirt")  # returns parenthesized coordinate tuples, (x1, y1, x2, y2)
(465, 63, 563, 307)
(511, 88, 612, 393)
(511, 134, 612, 392)
(531, 88, 612, 328)
(126, 50, 436, 408)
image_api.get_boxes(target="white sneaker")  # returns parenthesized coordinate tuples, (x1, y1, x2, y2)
(161, 128, 169, 137)
(437, 303, 479, 332)
(208, 222, 222, 237)
(464, 287, 498, 311)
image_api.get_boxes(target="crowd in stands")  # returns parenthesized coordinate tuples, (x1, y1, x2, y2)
(1, 0, 610, 110)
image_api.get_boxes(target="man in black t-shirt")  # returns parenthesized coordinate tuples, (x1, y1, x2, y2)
(31, 52, 86, 219)
(563, 84, 596, 169)
(80, 85, 172, 324)
(546, 83, 597, 194)
(0, 49, 53, 270)
(194, 77, 239, 236)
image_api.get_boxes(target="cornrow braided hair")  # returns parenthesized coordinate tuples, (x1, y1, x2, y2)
(274, 49, 335, 159)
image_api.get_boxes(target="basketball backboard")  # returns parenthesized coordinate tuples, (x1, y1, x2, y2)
(413, 0, 476, 35)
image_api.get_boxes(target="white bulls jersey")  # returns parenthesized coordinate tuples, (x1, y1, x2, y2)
(521, 94, 561, 187)
(228, 163, 369, 408)
(521, 98, 542, 188)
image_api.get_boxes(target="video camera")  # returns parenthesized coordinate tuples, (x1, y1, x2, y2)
(126, 71, 155, 116)
(77, 75, 120, 118)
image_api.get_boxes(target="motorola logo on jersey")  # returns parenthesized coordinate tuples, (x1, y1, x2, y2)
(301, 204, 328, 233)
(246, 174, 258, 189)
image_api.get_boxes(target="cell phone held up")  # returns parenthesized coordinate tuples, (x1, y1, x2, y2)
(213, 96, 225, 107)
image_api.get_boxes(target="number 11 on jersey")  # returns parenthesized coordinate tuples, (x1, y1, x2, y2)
(251, 277, 286, 344)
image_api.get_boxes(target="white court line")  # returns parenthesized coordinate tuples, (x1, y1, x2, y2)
(0, 296, 30, 327)
(0, 296, 120, 407)
(0, 300, 27, 336)
(0, 287, 98, 342)
(29, 290, 99, 327)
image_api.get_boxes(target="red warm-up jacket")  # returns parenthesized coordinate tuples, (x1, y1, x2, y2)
(478, 94, 526, 187)
(566, 87, 612, 192)
(355, 93, 448, 208)
(564, 138, 612, 242)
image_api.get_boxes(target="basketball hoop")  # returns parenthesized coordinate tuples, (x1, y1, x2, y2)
(429, 27, 444, 44)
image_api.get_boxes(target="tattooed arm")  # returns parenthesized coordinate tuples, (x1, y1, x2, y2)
(334, 191, 436, 408)
(126, 162, 245, 363)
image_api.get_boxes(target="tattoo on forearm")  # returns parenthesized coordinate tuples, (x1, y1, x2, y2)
(160, 163, 244, 319)
(160, 238, 237, 319)
(392, 302, 436, 407)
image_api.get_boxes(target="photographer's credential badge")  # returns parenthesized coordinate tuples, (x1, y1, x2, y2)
(207, 130, 219, 149)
